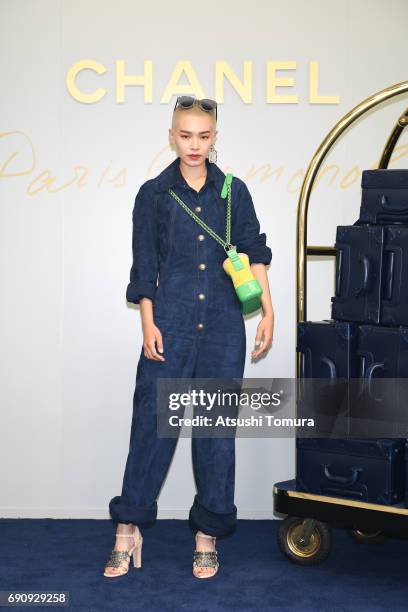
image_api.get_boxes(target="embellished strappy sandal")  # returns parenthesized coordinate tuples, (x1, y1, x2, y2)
(193, 532, 219, 579)
(103, 526, 143, 578)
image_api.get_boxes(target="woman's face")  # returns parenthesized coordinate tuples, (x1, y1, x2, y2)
(169, 111, 217, 167)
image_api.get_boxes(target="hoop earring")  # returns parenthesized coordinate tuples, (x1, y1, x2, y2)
(208, 145, 217, 163)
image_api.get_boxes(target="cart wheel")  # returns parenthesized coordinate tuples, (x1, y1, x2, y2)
(348, 528, 385, 544)
(278, 516, 331, 565)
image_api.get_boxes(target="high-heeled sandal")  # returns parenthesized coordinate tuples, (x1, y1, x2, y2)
(103, 526, 143, 577)
(193, 532, 219, 579)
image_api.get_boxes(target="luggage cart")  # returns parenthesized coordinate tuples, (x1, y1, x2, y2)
(273, 81, 408, 565)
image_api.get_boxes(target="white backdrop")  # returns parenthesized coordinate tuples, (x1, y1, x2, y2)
(1, 0, 407, 519)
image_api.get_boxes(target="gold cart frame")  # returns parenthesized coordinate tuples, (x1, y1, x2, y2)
(274, 97, 408, 565)
(296, 81, 408, 377)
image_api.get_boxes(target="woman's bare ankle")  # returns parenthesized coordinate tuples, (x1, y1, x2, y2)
(114, 523, 140, 551)
(116, 522, 137, 534)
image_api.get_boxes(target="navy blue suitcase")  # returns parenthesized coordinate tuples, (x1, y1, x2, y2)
(296, 437, 405, 505)
(331, 224, 408, 326)
(357, 324, 408, 378)
(297, 320, 360, 378)
(352, 325, 408, 433)
(331, 225, 384, 324)
(296, 321, 360, 436)
(381, 226, 408, 325)
(359, 169, 408, 225)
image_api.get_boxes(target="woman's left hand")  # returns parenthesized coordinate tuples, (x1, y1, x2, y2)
(251, 312, 274, 360)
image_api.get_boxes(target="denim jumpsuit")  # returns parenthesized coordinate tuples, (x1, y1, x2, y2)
(109, 156, 272, 537)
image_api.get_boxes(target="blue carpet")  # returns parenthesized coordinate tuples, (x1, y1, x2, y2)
(1, 518, 408, 611)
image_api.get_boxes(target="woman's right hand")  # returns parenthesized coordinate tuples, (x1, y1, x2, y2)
(142, 321, 165, 362)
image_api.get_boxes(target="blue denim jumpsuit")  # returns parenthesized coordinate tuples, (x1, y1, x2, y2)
(109, 156, 272, 537)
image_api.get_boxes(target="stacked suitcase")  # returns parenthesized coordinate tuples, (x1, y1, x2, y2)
(296, 169, 408, 506)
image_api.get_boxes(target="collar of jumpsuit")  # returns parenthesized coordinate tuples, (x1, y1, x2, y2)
(156, 156, 227, 195)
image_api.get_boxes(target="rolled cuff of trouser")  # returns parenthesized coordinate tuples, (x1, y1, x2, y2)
(188, 494, 237, 538)
(109, 495, 157, 526)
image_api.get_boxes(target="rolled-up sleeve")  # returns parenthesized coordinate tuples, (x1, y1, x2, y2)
(126, 181, 159, 304)
(233, 180, 272, 265)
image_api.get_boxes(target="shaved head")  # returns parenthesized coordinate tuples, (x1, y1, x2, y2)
(172, 104, 217, 131)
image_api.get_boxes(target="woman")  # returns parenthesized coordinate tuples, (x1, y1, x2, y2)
(104, 96, 274, 579)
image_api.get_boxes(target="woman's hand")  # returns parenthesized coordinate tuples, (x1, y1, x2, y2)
(139, 297, 165, 361)
(251, 311, 274, 360)
(142, 321, 165, 361)
(248, 263, 274, 360)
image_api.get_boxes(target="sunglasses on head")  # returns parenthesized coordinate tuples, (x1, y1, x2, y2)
(174, 96, 217, 122)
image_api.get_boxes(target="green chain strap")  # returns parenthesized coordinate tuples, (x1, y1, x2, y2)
(168, 172, 234, 253)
